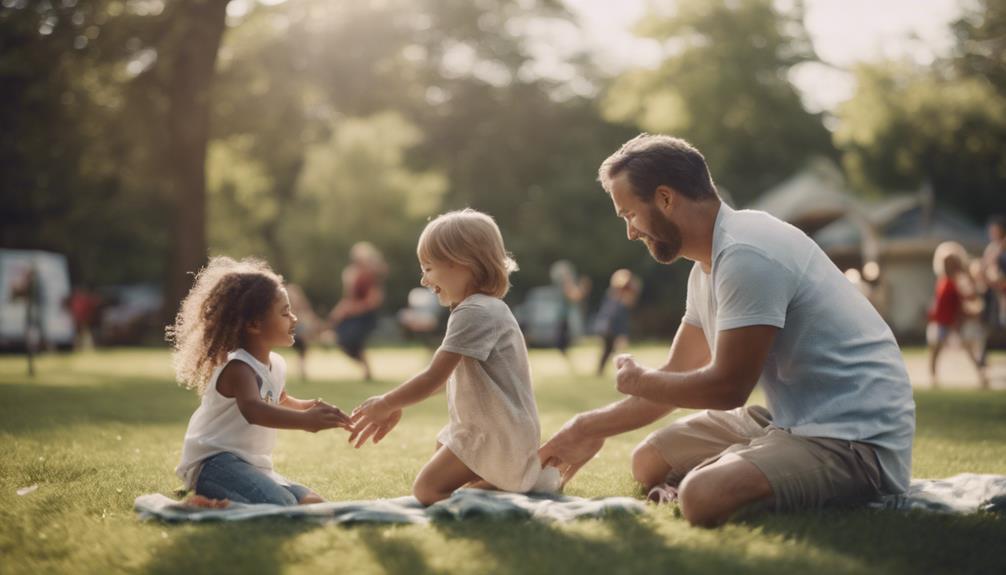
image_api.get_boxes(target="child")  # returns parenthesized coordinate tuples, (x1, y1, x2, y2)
(594, 269, 640, 375)
(927, 242, 987, 389)
(349, 209, 559, 505)
(169, 256, 353, 505)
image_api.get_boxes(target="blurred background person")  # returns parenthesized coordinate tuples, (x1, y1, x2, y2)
(549, 260, 591, 371)
(69, 285, 101, 351)
(330, 242, 387, 381)
(927, 242, 987, 389)
(286, 283, 320, 381)
(593, 269, 640, 376)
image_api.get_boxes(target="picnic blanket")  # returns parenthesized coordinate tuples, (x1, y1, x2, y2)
(135, 473, 1006, 525)
(872, 473, 1006, 514)
(134, 488, 646, 525)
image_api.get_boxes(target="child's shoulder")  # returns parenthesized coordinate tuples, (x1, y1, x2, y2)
(455, 293, 511, 318)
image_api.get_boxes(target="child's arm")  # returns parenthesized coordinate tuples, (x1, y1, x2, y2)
(219, 362, 352, 432)
(349, 349, 462, 447)
(279, 391, 317, 411)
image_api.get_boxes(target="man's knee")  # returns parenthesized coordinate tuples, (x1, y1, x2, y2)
(678, 457, 772, 528)
(631, 442, 671, 488)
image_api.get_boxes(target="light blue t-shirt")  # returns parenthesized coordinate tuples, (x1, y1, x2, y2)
(683, 203, 915, 493)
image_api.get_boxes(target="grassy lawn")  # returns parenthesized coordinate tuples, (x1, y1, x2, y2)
(2, 344, 1005, 575)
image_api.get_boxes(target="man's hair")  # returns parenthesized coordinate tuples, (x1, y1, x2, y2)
(598, 133, 718, 202)
(989, 214, 1006, 229)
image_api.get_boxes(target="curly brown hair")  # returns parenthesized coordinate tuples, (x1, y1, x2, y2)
(166, 256, 285, 395)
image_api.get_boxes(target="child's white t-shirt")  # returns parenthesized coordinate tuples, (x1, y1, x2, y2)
(175, 349, 288, 489)
(437, 293, 544, 492)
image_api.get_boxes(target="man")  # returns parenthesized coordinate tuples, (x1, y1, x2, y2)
(540, 134, 915, 527)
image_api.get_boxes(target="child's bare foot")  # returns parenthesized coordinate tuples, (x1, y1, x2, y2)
(298, 493, 325, 505)
(184, 494, 230, 509)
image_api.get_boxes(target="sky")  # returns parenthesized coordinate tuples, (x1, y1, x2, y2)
(565, 0, 965, 112)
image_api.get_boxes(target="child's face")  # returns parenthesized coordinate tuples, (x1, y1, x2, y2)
(420, 258, 475, 307)
(254, 288, 298, 348)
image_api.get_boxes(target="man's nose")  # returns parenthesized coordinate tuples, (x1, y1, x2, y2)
(626, 221, 639, 241)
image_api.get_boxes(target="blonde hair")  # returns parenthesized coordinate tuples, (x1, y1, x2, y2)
(166, 256, 284, 395)
(932, 241, 968, 276)
(350, 241, 388, 277)
(417, 208, 518, 298)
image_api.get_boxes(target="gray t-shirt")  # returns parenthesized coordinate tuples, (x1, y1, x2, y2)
(437, 293, 543, 492)
(683, 203, 915, 493)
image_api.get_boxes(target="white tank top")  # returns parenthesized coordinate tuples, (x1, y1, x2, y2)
(175, 349, 288, 488)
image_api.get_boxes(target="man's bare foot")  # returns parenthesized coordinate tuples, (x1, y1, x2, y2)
(646, 483, 679, 505)
(184, 494, 230, 509)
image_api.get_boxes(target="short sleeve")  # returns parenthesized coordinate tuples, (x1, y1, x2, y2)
(682, 264, 704, 328)
(713, 246, 793, 331)
(439, 304, 497, 361)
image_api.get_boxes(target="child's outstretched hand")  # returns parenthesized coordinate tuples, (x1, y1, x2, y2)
(305, 400, 353, 433)
(349, 396, 402, 448)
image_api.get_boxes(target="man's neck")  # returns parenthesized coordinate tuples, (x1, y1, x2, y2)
(678, 200, 722, 273)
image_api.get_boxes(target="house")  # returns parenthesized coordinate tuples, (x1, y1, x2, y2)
(751, 160, 988, 341)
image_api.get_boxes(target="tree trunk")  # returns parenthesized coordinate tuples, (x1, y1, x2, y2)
(163, 0, 230, 323)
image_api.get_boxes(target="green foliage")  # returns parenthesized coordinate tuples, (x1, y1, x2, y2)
(276, 112, 447, 309)
(835, 63, 1006, 220)
(602, 0, 834, 204)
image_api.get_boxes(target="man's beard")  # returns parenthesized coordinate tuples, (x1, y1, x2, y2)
(641, 212, 682, 264)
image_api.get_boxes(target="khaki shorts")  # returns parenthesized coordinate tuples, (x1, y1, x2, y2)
(644, 405, 883, 512)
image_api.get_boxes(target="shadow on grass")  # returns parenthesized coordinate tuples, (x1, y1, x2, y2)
(0, 377, 196, 433)
(740, 507, 1006, 575)
(359, 513, 855, 575)
(357, 527, 447, 575)
(141, 521, 316, 575)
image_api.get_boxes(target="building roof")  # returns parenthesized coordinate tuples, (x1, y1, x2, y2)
(749, 158, 858, 231)
(814, 194, 987, 254)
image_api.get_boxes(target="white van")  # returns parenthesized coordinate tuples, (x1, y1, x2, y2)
(0, 249, 74, 350)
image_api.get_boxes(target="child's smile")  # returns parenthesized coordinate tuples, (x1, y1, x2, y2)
(420, 259, 475, 307)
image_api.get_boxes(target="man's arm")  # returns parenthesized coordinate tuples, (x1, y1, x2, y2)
(539, 321, 710, 483)
(616, 325, 777, 410)
(571, 322, 710, 438)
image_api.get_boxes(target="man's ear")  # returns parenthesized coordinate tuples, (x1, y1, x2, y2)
(654, 185, 677, 214)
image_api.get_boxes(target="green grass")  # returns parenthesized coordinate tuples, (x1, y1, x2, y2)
(1, 345, 1005, 575)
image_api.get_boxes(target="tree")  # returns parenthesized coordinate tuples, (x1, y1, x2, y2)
(602, 0, 833, 204)
(835, 61, 1006, 221)
(159, 0, 231, 322)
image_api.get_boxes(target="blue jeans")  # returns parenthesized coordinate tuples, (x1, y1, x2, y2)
(194, 452, 312, 506)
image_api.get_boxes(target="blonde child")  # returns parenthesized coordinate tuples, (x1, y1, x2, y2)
(927, 242, 987, 388)
(170, 257, 353, 505)
(349, 209, 559, 505)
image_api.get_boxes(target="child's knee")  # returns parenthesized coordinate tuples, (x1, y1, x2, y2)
(412, 480, 445, 507)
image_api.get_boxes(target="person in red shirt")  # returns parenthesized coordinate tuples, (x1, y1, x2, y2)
(927, 242, 987, 388)
(330, 242, 387, 381)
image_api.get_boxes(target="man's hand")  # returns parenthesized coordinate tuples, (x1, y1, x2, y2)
(349, 396, 400, 448)
(615, 354, 648, 396)
(538, 416, 606, 488)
